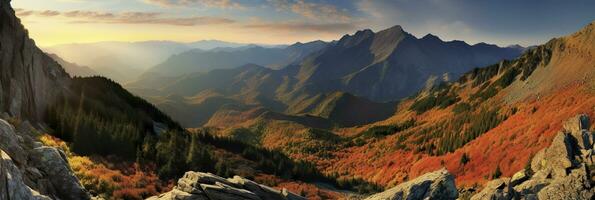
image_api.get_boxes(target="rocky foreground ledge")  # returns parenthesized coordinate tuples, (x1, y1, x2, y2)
(147, 171, 307, 200)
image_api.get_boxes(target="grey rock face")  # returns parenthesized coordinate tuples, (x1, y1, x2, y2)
(29, 147, 90, 200)
(0, 0, 70, 121)
(147, 171, 306, 200)
(471, 114, 595, 200)
(1, 150, 52, 200)
(0, 118, 90, 200)
(0, 119, 27, 165)
(470, 178, 515, 200)
(363, 168, 458, 200)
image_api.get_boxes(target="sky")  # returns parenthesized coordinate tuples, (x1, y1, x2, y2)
(11, 0, 595, 47)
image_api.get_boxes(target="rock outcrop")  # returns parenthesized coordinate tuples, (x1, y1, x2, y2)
(471, 114, 594, 200)
(0, 0, 70, 121)
(147, 171, 307, 200)
(0, 119, 90, 200)
(364, 168, 458, 200)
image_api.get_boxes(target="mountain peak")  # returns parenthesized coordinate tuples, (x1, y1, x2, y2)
(338, 29, 375, 47)
(385, 25, 404, 32)
(354, 29, 374, 37)
(506, 44, 524, 49)
(421, 34, 442, 42)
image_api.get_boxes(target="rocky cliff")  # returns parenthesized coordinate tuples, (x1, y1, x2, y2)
(0, 1, 88, 197)
(0, 0, 70, 121)
(0, 118, 90, 200)
(147, 171, 307, 200)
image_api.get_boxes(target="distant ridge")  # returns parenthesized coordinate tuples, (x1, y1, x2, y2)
(128, 24, 523, 128)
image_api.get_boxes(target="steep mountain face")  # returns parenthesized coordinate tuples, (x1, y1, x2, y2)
(0, 0, 70, 121)
(292, 25, 523, 102)
(141, 40, 328, 77)
(47, 54, 97, 77)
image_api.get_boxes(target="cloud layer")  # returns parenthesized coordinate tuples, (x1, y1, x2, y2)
(268, 0, 351, 22)
(144, 0, 245, 9)
(15, 9, 234, 26)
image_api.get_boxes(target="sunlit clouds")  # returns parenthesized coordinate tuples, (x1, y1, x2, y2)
(11, 0, 595, 47)
(143, 0, 245, 9)
(16, 9, 235, 26)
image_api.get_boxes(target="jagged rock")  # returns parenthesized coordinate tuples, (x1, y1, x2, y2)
(0, 119, 27, 165)
(563, 114, 594, 150)
(148, 171, 306, 200)
(180, 172, 239, 188)
(536, 164, 592, 200)
(0, 150, 52, 200)
(228, 176, 286, 200)
(29, 147, 90, 200)
(510, 170, 529, 186)
(472, 114, 594, 200)
(200, 182, 262, 200)
(470, 178, 515, 200)
(531, 132, 576, 178)
(364, 168, 458, 200)
(0, 0, 70, 121)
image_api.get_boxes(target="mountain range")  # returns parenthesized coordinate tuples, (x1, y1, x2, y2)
(143, 40, 328, 77)
(127, 25, 524, 128)
(43, 40, 285, 82)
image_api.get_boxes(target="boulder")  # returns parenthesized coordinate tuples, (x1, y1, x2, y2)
(0, 150, 52, 200)
(470, 178, 515, 200)
(0, 120, 27, 165)
(563, 114, 593, 151)
(29, 147, 90, 200)
(147, 171, 306, 200)
(531, 132, 576, 178)
(364, 168, 458, 200)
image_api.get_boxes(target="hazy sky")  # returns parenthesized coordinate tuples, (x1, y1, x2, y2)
(12, 0, 595, 47)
